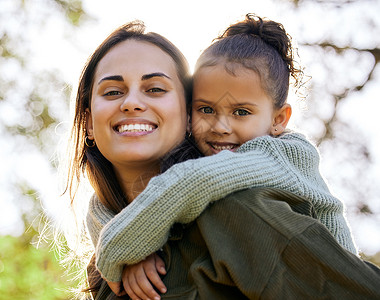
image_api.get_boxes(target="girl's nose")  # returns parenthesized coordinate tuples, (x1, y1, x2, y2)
(211, 115, 232, 135)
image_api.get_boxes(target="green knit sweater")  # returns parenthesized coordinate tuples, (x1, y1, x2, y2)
(86, 132, 357, 282)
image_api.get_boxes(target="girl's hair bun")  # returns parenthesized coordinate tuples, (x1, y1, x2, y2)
(218, 13, 303, 92)
(197, 13, 305, 107)
(219, 14, 289, 66)
(221, 13, 264, 37)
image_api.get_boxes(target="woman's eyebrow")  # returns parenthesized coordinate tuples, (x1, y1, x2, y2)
(98, 75, 124, 85)
(141, 72, 171, 81)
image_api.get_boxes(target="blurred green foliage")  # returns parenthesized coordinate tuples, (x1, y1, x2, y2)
(0, 234, 79, 300)
(0, 1, 89, 298)
(54, 0, 87, 26)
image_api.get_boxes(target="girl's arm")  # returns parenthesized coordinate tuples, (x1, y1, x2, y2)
(86, 193, 116, 247)
(93, 132, 356, 282)
(87, 196, 168, 299)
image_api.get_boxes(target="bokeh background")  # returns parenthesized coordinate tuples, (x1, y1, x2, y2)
(0, 0, 379, 298)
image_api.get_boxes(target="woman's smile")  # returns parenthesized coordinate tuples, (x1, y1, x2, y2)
(113, 119, 157, 136)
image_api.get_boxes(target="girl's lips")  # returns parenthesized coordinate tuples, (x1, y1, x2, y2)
(207, 142, 239, 151)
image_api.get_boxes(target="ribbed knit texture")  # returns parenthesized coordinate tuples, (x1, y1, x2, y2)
(87, 132, 357, 282)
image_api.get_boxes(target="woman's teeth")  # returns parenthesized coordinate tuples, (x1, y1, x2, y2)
(118, 124, 154, 133)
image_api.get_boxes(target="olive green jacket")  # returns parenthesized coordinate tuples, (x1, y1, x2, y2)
(95, 188, 380, 300)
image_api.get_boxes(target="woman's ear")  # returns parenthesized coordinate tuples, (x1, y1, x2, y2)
(271, 104, 292, 136)
(85, 108, 94, 138)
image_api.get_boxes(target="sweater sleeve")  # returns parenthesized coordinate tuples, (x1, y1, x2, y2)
(94, 132, 356, 282)
(95, 136, 285, 282)
(86, 193, 116, 247)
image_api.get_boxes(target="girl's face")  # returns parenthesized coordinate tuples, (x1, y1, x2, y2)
(86, 40, 188, 172)
(192, 64, 289, 156)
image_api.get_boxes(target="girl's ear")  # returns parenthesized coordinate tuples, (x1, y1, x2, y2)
(271, 104, 292, 136)
(85, 108, 94, 138)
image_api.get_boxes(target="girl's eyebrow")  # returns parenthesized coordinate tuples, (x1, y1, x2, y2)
(193, 99, 258, 107)
(230, 102, 258, 107)
(193, 99, 214, 105)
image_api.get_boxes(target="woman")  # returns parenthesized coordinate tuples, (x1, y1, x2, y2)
(64, 21, 200, 298)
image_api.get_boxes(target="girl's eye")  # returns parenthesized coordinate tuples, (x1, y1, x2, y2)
(199, 106, 214, 114)
(146, 87, 166, 94)
(233, 109, 250, 116)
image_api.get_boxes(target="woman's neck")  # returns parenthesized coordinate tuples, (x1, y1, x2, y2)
(114, 162, 160, 203)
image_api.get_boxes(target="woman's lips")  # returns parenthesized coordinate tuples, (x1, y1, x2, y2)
(113, 119, 158, 136)
(117, 123, 155, 133)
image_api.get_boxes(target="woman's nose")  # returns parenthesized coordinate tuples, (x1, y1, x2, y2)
(120, 91, 147, 112)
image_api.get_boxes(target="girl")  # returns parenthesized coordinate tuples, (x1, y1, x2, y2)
(88, 15, 364, 299)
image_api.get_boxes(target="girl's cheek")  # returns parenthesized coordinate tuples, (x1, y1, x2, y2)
(191, 117, 204, 135)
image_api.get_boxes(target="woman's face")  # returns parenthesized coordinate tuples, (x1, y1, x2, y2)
(87, 40, 187, 172)
(192, 65, 278, 156)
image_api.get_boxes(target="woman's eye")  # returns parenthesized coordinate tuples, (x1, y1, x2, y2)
(199, 106, 214, 114)
(233, 109, 250, 116)
(103, 90, 122, 97)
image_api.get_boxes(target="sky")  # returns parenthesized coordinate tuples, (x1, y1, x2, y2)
(0, 0, 379, 255)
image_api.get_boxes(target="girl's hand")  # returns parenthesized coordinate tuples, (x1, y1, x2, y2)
(122, 253, 167, 300)
(106, 280, 127, 297)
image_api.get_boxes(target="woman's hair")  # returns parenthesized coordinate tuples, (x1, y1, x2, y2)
(66, 21, 192, 214)
(195, 13, 304, 108)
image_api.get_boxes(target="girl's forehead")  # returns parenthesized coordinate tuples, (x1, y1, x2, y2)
(193, 64, 262, 88)
(194, 61, 260, 79)
(192, 64, 271, 105)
